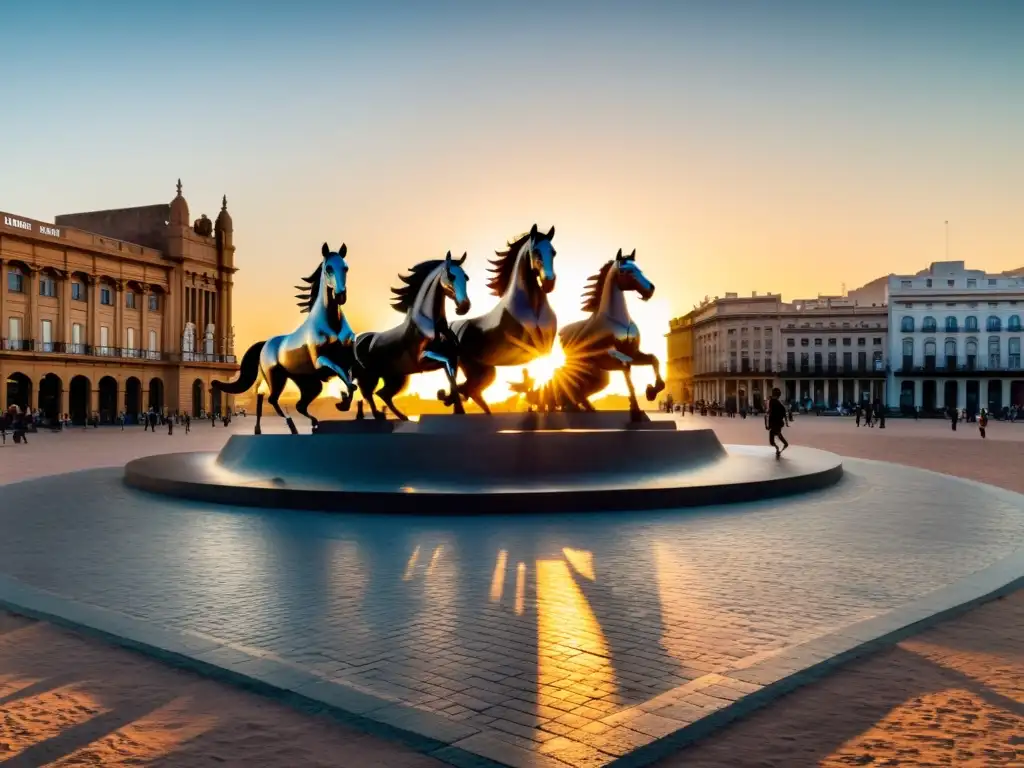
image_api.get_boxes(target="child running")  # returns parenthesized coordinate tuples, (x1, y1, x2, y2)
(766, 387, 790, 458)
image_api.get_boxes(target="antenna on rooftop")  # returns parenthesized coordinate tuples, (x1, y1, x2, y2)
(945, 220, 949, 260)
(841, 282, 846, 297)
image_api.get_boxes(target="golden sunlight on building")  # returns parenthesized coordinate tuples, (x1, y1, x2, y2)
(515, 562, 527, 616)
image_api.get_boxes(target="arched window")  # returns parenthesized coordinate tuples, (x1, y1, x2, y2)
(922, 316, 937, 332)
(900, 316, 914, 333)
(923, 339, 936, 369)
(966, 338, 978, 369)
(902, 338, 914, 356)
(945, 316, 958, 332)
(988, 336, 1001, 368)
(944, 338, 957, 357)
(965, 316, 978, 331)
(1009, 337, 1021, 368)
(1009, 314, 1021, 332)
(7, 266, 25, 293)
(987, 315, 1002, 332)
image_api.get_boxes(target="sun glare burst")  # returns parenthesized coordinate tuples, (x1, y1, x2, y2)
(525, 336, 566, 388)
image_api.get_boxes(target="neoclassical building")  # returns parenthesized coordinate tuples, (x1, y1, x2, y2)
(887, 261, 1024, 413)
(1, 181, 238, 423)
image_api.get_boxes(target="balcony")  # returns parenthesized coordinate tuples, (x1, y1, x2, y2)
(783, 363, 886, 377)
(1, 338, 169, 361)
(896, 363, 1024, 377)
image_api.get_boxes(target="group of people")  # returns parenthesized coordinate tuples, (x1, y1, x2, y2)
(0, 405, 31, 444)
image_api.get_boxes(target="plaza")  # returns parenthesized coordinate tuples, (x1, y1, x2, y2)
(0, 414, 1021, 767)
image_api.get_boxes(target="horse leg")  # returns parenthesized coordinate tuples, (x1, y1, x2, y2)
(356, 371, 383, 419)
(631, 351, 666, 401)
(294, 378, 323, 432)
(255, 393, 265, 435)
(423, 351, 465, 415)
(376, 374, 410, 421)
(314, 354, 356, 408)
(266, 366, 296, 434)
(459, 362, 496, 414)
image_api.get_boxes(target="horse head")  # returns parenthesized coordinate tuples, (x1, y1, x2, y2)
(320, 242, 349, 306)
(525, 223, 557, 293)
(614, 248, 654, 301)
(443, 251, 472, 315)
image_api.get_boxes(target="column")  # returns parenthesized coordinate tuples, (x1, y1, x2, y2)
(1003, 379, 1011, 410)
(225, 279, 233, 355)
(140, 285, 149, 358)
(60, 387, 69, 418)
(114, 281, 124, 353)
(89, 278, 99, 348)
(853, 379, 860, 403)
(0, 260, 5, 339)
(90, 388, 100, 417)
(936, 378, 945, 410)
(28, 268, 38, 347)
(60, 273, 71, 344)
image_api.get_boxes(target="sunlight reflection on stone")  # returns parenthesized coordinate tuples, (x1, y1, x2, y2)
(490, 550, 508, 602)
(402, 546, 420, 581)
(562, 547, 596, 581)
(536, 559, 615, 705)
(515, 562, 526, 615)
(426, 545, 443, 575)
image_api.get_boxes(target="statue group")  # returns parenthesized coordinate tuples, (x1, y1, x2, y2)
(212, 225, 665, 434)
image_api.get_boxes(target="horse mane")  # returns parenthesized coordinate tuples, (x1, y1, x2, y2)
(391, 259, 445, 313)
(294, 264, 323, 314)
(487, 230, 542, 296)
(580, 260, 615, 313)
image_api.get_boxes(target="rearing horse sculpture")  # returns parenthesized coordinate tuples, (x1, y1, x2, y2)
(537, 249, 665, 415)
(212, 243, 356, 434)
(353, 252, 471, 421)
(444, 224, 557, 413)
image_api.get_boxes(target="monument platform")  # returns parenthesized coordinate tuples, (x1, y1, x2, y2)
(123, 415, 842, 512)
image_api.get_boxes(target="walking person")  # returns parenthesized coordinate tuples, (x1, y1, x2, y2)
(766, 387, 790, 459)
(855, 405, 861, 428)
(184, 412, 191, 434)
(950, 405, 958, 432)
(979, 409, 988, 439)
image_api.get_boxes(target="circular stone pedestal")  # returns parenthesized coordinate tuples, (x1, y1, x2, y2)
(124, 417, 842, 514)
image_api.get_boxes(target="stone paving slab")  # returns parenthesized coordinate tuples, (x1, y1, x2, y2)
(0, 450, 1022, 766)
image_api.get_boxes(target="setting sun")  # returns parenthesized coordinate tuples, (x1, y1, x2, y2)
(525, 336, 567, 389)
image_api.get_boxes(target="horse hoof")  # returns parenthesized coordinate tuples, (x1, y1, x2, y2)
(436, 389, 448, 403)
(645, 385, 658, 402)
(254, 427, 262, 435)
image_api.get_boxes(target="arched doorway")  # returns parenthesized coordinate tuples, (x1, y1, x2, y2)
(99, 376, 118, 424)
(6, 372, 31, 411)
(125, 377, 142, 420)
(148, 377, 164, 413)
(192, 378, 205, 417)
(210, 386, 222, 416)
(988, 380, 1003, 413)
(70, 375, 90, 425)
(1012, 380, 1024, 408)
(38, 374, 62, 422)
(899, 381, 915, 412)
(944, 380, 958, 412)
(921, 380, 937, 412)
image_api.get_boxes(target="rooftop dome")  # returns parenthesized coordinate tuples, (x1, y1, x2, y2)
(169, 179, 189, 226)
(215, 194, 233, 232)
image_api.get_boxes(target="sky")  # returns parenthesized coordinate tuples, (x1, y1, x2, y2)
(3, 1, 1023, 399)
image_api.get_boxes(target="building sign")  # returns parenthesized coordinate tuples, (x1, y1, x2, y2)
(1, 213, 62, 238)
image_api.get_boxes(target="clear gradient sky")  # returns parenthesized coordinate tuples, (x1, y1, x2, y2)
(3, 1, 1023, 399)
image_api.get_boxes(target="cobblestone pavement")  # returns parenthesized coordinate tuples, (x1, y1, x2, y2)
(0, 417, 1022, 766)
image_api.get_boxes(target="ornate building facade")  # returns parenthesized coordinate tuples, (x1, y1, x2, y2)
(887, 261, 1024, 413)
(1, 181, 238, 423)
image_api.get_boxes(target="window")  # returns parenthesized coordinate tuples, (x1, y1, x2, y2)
(926, 279, 933, 287)
(901, 280, 912, 289)
(100, 325, 110, 351)
(873, 351, 883, 370)
(1009, 315, 1021, 331)
(967, 279, 977, 288)
(900, 316, 914, 332)
(126, 327, 135, 354)
(72, 323, 84, 353)
(126, 292, 137, 309)
(39, 277, 56, 297)
(842, 337, 851, 346)
(857, 338, 866, 346)
(873, 338, 882, 345)
(924, 340, 936, 370)
(966, 339, 978, 369)
(8, 316, 21, 341)
(947, 280, 954, 287)
(800, 352, 809, 370)
(39, 319, 53, 351)
(827, 352, 837, 370)
(148, 294, 159, 311)
(813, 352, 823, 371)
(902, 338, 913, 369)
(827, 338, 836, 346)
(858, 351, 867, 370)
(843, 351, 852, 369)
(72, 281, 84, 301)
(786, 338, 794, 347)
(1010, 338, 1021, 369)
(148, 329, 158, 354)
(987, 316, 1001, 332)
(786, 351, 795, 370)
(7, 268, 24, 293)
(944, 339, 957, 369)
(800, 338, 809, 347)
(989, 279, 997, 286)
(814, 338, 823, 346)
(100, 287, 112, 305)
(988, 336, 1001, 368)
(922, 316, 936, 332)
(945, 316, 958, 332)
(965, 316, 978, 331)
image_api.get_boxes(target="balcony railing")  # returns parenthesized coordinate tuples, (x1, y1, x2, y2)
(897, 363, 1024, 375)
(0, 338, 186, 361)
(783, 363, 887, 376)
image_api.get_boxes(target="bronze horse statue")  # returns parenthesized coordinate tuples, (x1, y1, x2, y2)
(533, 249, 665, 415)
(352, 252, 471, 420)
(441, 224, 557, 413)
(212, 243, 356, 434)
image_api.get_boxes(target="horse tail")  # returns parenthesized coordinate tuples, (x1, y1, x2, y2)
(212, 341, 266, 394)
(353, 333, 374, 371)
